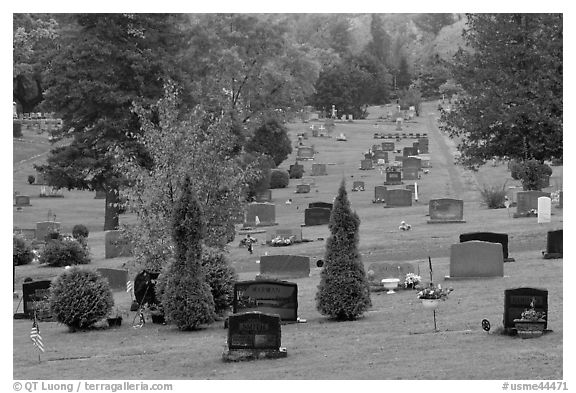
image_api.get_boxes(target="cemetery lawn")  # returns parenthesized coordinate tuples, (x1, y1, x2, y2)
(12, 101, 563, 380)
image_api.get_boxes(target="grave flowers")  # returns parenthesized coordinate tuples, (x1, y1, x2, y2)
(513, 298, 546, 339)
(417, 284, 453, 311)
(403, 273, 421, 289)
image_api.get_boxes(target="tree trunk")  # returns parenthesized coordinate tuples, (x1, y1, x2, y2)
(104, 188, 120, 231)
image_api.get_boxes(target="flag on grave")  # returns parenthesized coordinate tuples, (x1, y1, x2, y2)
(126, 280, 134, 294)
(255, 216, 261, 226)
(30, 316, 44, 353)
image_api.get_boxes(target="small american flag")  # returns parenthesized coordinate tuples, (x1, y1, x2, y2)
(30, 317, 45, 353)
(126, 280, 134, 294)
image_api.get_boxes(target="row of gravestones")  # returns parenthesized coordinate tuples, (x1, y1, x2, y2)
(243, 201, 334, 228)
(373, 132, 429, 140)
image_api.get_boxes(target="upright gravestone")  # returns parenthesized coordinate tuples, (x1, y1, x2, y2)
(245, 202, 277, 227)
(403, 157, 421, 171)
(537, 196, 551, 224)
(14, 195, 31, 206)
(403, 147, 418, 157)
(459, 232, 513, 262)
(104, 230, 133, 259)
(311, 163, 327, 176)
(22, 280, 52, 318)
(447, 241, 504, 278)
(352, 181, 365, 191)
(428, 199, 466, 223)
(96, 268, 129, 291)
(543, 229, 562, 259)
(418, 138, 429, 154)
(382, 142, 395, 151)
(503, 288, 548, 332)
(233, 280, 298, 322)
(514, 191, 550, 218)
(384, 171, 403, 185)
(94, 190, 106, 199)
(255, 189, 272, 203)
(395, 118, 402, 131)
(259, 255, 310, 279)
(402, 167, 419, 181)
(266, 227, 303, 244)
(385, 189, 412, 207)
(35, 221, 61, 241)
(360, 159, 373, 170)
(308, 202, 333, 210)
(304, 207, 331, 226)
(296, 146, 314, 160)
(373, 186, 387, 203)
(295, 184, 310, 194)
(373, 150, 388, 163)
(223, 311, 287, 361)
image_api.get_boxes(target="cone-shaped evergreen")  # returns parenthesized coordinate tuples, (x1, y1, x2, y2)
(161, 176, 216, 330)
(316, 179, 371, 320)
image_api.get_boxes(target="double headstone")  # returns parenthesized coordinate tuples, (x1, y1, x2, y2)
(503, 288, 548, 333)
(514, 191, 550, 218)
(223, 312, 287, 361)
(96, 268, 129, 291)
(385, 189, 412, 207)
(403, 147, 418, 157)
(402, 156, 421, 171)
(233, 280, 298, 322)
(360, 159, 373, 170)
(373, 186, 387, 203)
(428, 199, 465, 223)
(447, 241, 504, 278)
(104, 230, 133, 259)
(14, 195, 31, 206)
(402, 167, 419, 181)
(304, 207, 331, 226)
(296, 146, 314, 160)
(384, 171, 402, 185)
(311, 163, 327, 176)
(245, 202, 277, 227)
(22, 280, 52, 319)
(259, 255, 310, 279)
(543, 229, 562, 259)
(459, 232, 513, 262)
(296, 184, 311, 194)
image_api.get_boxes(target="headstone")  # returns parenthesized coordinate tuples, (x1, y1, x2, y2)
(372, 144, 382, 151)
(22, 280, 52, 318)
(418, 138, 429, 154)
(373, 150, 388, 163)
(223, 312, 287, 361)
(296, 146, 314, 160)
(428, 198, 466, 223)
(420, 157, 431, 168)
(295, 184, 310, 194)
(255, 189, 272, 203)
(558, 191, 563, 208)
(311, 163, 327, 176)
(96, 268, 129, 291)
(537, 197, 551, 223)
(104, 230, 133, 258)
(266, 227, 303, 244)
(384, 171, 402, 185)
(374, 186, 387, 203)
(245, 202, 277, 227)
(543, 229, 562, 259)
(35, 221, 61, 241)
(382, 142, 395, 151)
(503, 288, 548, 332)
(403, 156, 422, 170)
(514, 191, 550, 218)
(403, 147, 418, 157)
(34, 172, 46, 185)
(447, 241, 504, 278)
(94, 190, 106, 199)
(308, 202, 333, 210)
(395, 118, 402, 131)
(259, 255, 310, 279)
(304, 207, 331, 226)
(233, 280, 298, 322)
(352, 181, 365, 191)
(14, 195, 31, 206)
(459, 232, 513, 262)
(402, 167, 419, 181)
(360, 159, 373, 170)
(405, 184, 415, 194)
(385, 189, 412, 207)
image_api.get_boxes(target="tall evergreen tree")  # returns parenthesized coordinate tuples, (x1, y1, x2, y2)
(440, 13, 562, 168)
(316, 180, 371, 321)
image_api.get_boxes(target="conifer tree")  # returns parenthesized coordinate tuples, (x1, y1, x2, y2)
(160, 175, 215, 330)
(316, 179, 371, 320)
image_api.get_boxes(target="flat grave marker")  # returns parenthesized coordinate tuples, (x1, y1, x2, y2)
(259, 255, 310, 279)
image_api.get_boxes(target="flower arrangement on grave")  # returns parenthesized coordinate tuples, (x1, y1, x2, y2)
(403, 273, 421, 289)
(513, 298, 546, 338)
(417, 283, 453, 300)
(518, 298, 546, 322)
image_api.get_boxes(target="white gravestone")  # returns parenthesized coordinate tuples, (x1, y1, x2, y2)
(537, 196, 551, 224)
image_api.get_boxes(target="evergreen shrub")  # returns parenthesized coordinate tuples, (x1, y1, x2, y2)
(39, 237, 90, 267)
(269, 169, 290, 189)
(13, 235, 34, 266)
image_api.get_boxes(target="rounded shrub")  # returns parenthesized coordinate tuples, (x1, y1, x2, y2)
(49, 267, 114, 331)
(39, 237, 91, 267)
(201, 247, 238, 315)
(27, 175, 35, 185)
(289, 164, 304, 179)
(517, 160, 553, 191)
(72, 224, 89, 239)
(269, 169, 290, 189)
(13, 235, 34, 266)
